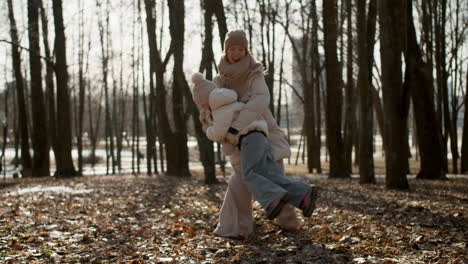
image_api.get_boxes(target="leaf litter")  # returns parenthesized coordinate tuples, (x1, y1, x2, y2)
(0, 174, 466, 263)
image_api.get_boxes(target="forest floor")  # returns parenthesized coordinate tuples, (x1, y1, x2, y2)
(0, 167, 467, 263)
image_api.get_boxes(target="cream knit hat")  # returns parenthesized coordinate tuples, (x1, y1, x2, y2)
(191, 72, 216, 106)
(224, 30, 248, 52)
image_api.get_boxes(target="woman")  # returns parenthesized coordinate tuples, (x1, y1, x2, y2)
(201, 30, 306, 238)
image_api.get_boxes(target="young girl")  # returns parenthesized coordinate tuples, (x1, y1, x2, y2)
(192, 73, 318, 220)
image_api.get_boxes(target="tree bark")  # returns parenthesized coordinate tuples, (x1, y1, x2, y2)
(402, 0, 446, 180)
(144, 0, 186, 177)
(284, 1, 321, 173)
(39, 0, 57, 167)
(7, 0, 33, 177)
(52, 0, 77, 177)
(356, 0, 376, 184)
(461, 64, 468, 173)
(323, 0, 348, 178)
(311, 0, 322, 173)
(378, 0, 409, 189)
(371, 85, 385, 151)
(96, 0, 114, 175)
(167, 0, 191, 178)
(76, 0, 86, 175)
(196, 0, 218, 184)
(28, 0, 49, 177)
(214, 0, 228, 48)
(435, 0, 449, 172)
(343, 0, 356, 175)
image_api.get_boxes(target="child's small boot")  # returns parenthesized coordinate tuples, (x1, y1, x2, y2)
(300, 187, 319, 217)
(266, 193, 289, 220)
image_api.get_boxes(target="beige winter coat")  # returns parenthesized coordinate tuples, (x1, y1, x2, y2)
(213, 74, 291, 165)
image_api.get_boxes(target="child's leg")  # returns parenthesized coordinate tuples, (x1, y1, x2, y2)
(240, 133, 289, 210)
(241, 132, 312, 208)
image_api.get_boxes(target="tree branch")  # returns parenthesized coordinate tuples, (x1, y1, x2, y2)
(0, 39, 56, 67)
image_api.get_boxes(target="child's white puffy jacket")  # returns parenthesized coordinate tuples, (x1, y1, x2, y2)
(206, 88, 268, 145)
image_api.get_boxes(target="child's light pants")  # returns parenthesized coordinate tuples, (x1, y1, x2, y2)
(240, 131, 311, 209)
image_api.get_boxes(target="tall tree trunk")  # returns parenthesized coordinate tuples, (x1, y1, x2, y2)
(7, 0, 32, 177)
(96, 0, 114, 175)
(196, 0, 217, 183)
(311, 0, 322, 173)
(52, 0, 77, 177)
(76, 0, 86, 175)
(142, 0, 157, 176)
(378, 0, 409, 189)
(28, 0, 49, 177)
(131, 0, 139, 175)
(323, 0, 348, 178)
(343, 0, 356, 175)
(285, 1, 320, 173)
(167, 0, 191, 177)
(357, 0, 376, 184)
(461, 65, 468, 173)
(402, 0, 445, 180)
(435, 0, 449, 172)
(39, 0, 57, 167)
(144, 0, 181, 176)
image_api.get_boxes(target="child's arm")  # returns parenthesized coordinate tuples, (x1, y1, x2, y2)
(206, 102, 244, 143)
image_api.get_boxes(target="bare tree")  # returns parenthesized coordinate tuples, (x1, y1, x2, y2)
(52, 0, 78, 177)
(76, 0, 86, 175)
(323, 0, 348, 178)
(279, 1, 322, 173)
(461, 65, 468, 173)
(39, 0, 57, 166)
(7, 0, 33, 177)
(402, 0, 445, 180)
(258, 0, 278, 114)
(435, 0, 450, 173)
(28, 0, 49, 177)
(96, 0, 115, 175)
(356, 0, 377, 184)
(378, 0, 409, 189)
(343, 0, 356, 175)
(196, 0, 218, 183)
(166, 0, 191, 177)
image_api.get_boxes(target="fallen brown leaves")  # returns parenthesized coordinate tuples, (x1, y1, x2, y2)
(0, 174, 466, 263)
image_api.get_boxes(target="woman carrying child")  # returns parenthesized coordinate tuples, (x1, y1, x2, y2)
(195, 29, 319, 238)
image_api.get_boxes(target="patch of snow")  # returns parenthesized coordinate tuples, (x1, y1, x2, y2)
(11, 186, 93, 195)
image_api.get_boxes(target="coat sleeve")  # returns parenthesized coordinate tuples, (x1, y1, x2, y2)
(206, 125, 229, 142)
(230, 75, 270, 131)
(206, 103, 242, 142)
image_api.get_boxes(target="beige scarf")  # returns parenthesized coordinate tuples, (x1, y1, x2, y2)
(217, 54, 264, 99)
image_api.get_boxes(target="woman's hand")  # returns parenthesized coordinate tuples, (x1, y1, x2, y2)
(199, 109, 213, 132)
